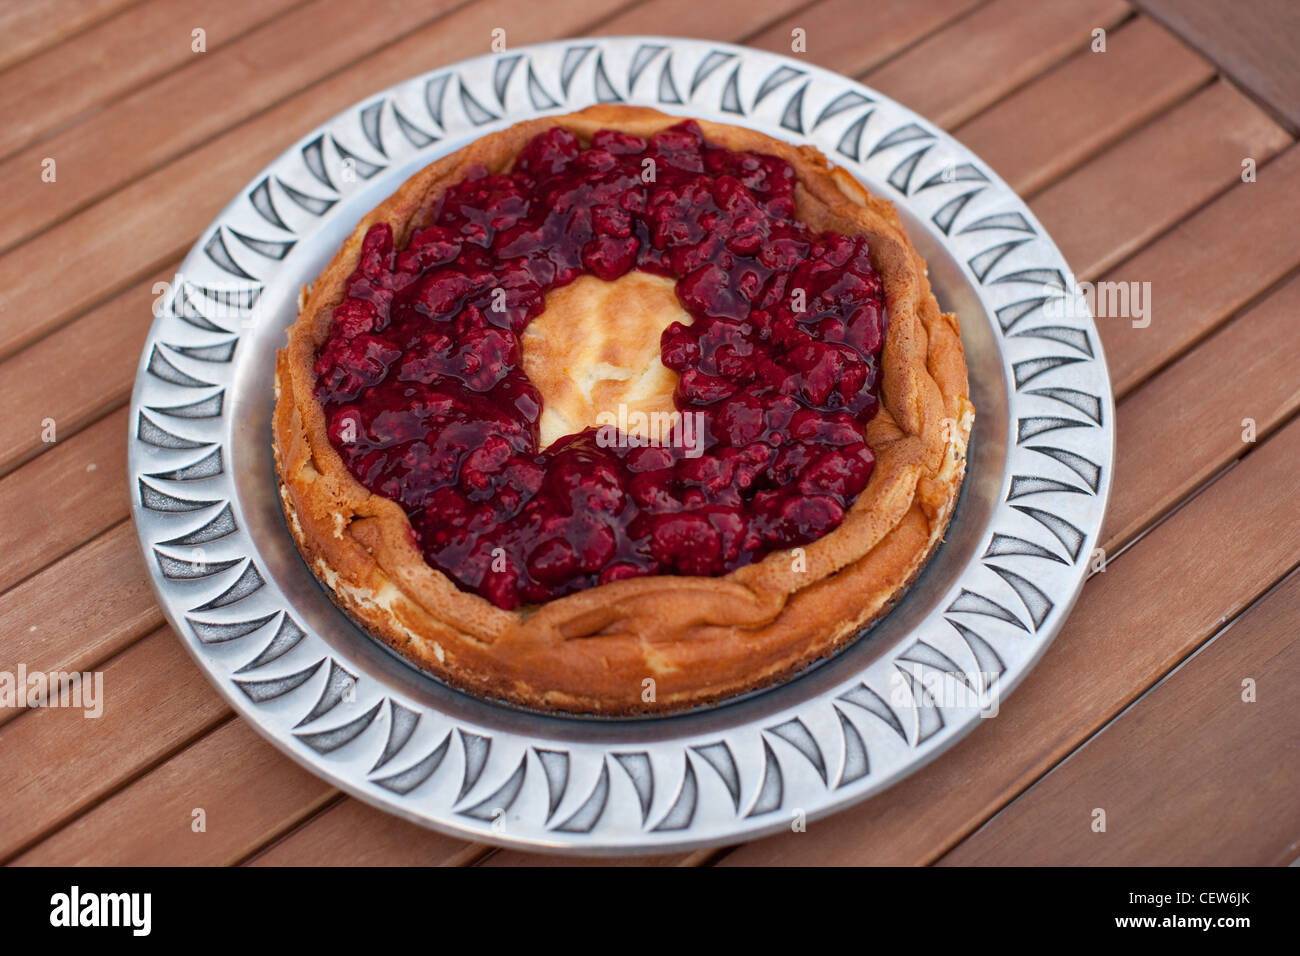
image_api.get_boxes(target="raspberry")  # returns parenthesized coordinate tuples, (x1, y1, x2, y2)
(582, 234, 639, 280)
(712, 392, 765, 445)
(648, 512, 721, 575)
(332, 299, 378, 338)
(600, 562, 646, 585)
(590, 129, 648, 155)
(798, 444, 875, 498)
(628, 471, 680, 513)
(515, 127, 581, 177)
(527, 536, 579, 585)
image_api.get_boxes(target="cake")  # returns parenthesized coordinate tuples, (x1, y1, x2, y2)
(273, 104, 972, 715)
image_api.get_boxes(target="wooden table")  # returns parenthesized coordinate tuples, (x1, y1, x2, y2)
(3, 0, 1298, 867)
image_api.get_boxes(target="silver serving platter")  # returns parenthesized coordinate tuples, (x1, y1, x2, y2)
(127, 37, 1114, 855)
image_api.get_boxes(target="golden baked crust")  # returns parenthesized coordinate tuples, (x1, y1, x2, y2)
(274, 104, 973, 715)
(520, 271, 690, 450)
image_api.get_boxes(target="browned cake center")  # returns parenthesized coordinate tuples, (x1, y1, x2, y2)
(520, 272, 692, 450)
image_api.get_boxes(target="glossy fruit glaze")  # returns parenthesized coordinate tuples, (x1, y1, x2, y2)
(313, 121, 886, 609)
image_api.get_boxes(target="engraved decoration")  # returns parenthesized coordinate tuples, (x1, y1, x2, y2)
(128, 38, 1114, 853)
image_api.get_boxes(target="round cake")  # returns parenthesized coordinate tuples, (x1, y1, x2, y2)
(273, 104, 973, 715)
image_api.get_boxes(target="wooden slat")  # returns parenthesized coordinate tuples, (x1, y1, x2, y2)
(1104, 273, 1300, 551)
(0, 0, 304, 161)
(745, 0, 985, 78)
(0, 162, 211, 358)
(590, 0, 808, 38)
(718, 411, 1300, 864)
(0, 0, 634, 360)
(0, 268, 171, 476)
(1135, 0, 1300, 133)
(1030, 80, 1292, 281)
(955, 15, 1214, 196)
(0, 0, 138, 73)
(0, 0, 469, 256)
(0, 523, 161, 728)
(0, 408, 128, 594)
(0, 626, 229, 860)
(1099, 144, 1300, 398)
(13, 718, 334, 865)
(863, 0, 1132, 130)
(939, 568, 1300, 865)
(249, 799, 488, 866)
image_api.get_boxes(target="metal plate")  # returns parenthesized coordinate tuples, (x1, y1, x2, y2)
(127, 37, 1114, 855)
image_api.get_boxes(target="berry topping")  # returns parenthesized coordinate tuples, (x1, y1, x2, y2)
(315, 121, 886, 608)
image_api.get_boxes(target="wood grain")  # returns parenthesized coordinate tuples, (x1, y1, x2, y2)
(0, 0, 470, 255)
(1030, 79, 1292, 281)
(0, 523, 162, 728)
(0, 0, 139, 73)
(939, 567, 1300, 865)
(14, 718, 335, 865)
(249, 799, 489, 866)
(0, 0, 304, 161)
(955, 15, 1214, 196)
(0, 408, 129, 594)
(719, 412, 1300, 864)
(0, 0, 636, 360)
(1104, 273, 1300, 551)
(590, 0, 808, 39)
(0, 625, 229, 861)
(863, 0, 1132, 130)
(1098, 144, 1300, 398)
(0, 268, 173, 477)
(1135, 0, 1300, 133)
(746, 0, 985, 78)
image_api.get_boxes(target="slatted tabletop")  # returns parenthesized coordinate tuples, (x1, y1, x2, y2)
(3, 0, 1298, 867)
